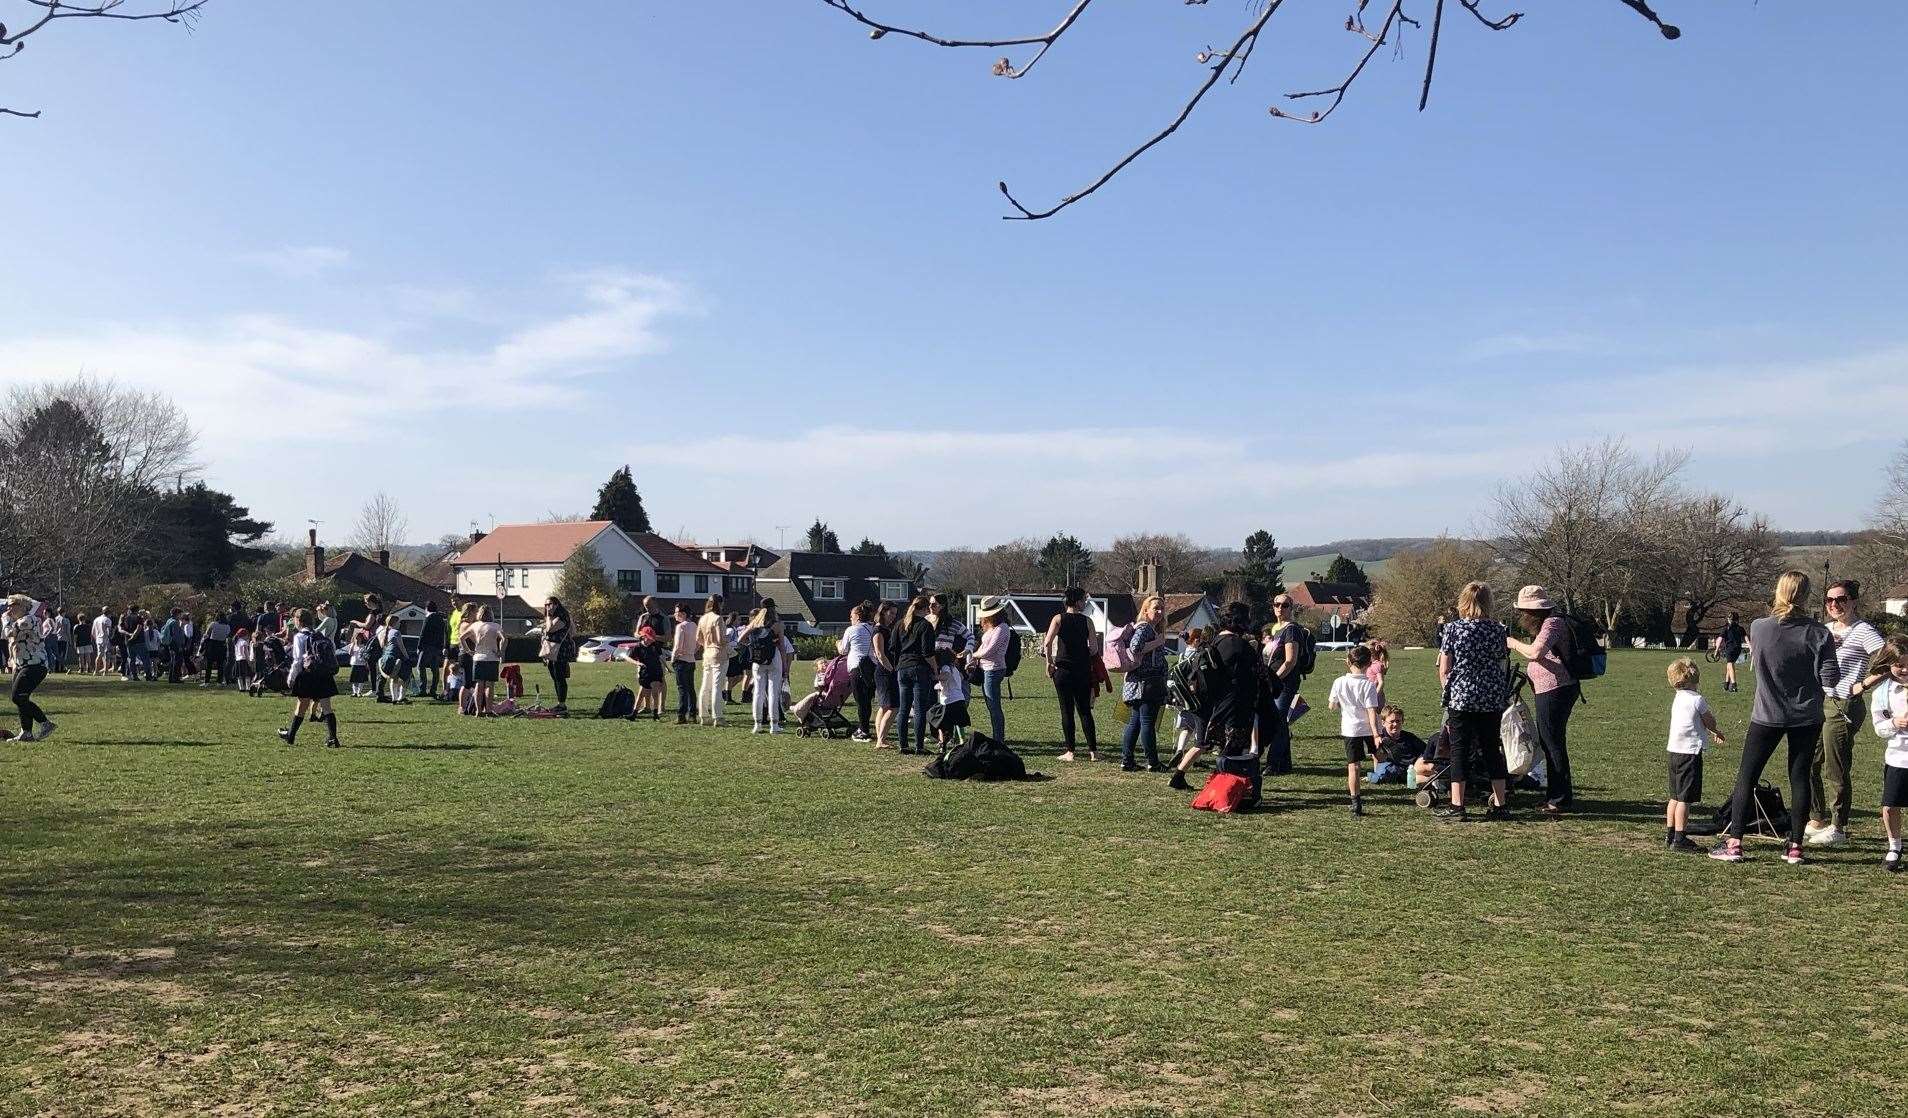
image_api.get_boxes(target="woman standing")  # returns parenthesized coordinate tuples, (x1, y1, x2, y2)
(1505, 585, 1577, 816)
(455, 605, 478, 713)
(840, 602, 877, 741)
(1436, 581, 1512, 822)
(696, 595, 730, 726)
(891, 595, 939, 755)
(1804, 579, 1886, 849)
(277, 608, 341, 748)
(5, 596, 55, 742)
(1712, 570, 1840, 864)
(973, 597, 1013, 744)
(467, 605, 506, 717)
(871, 601, 901, 749)
(669, 603, 700, 724)
(930, 592, 976, 661)
(541, 596, 574, 709)
(746, 600, 790, 734)
(1118, 594, 1171, 772)
(1042, 587, 1102, 763)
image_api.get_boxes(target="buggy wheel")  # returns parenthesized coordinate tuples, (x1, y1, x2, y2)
(1703, 647, 1721, 663)
(1414, 789, 1434, 810)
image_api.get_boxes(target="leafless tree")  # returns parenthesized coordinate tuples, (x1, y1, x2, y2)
(1, 1, 208, 120)
(350, 492, 410, 556)
(1489, 438, 1687, 631)
(818, 0, 1683, 219)
(1842, 441, 1908, 600)
(1098, 532, 1221, 594)
(1654, 493, 1784, 639)
(1363, 537, 1497, 645)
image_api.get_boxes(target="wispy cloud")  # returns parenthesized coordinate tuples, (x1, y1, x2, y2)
(1461, 331, 1605, 362)
(233, 245, 352, 278)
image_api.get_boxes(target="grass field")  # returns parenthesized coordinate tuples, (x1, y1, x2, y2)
(3, 651, 1904, 1116)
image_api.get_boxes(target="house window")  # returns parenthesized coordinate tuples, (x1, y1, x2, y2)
(878, 580, 908, 602)
(617, 569, 642, 592)
(814, 578, 845, 601)
(725, 575, 751, 595)
(694, 575, 709, 594)
(504, 568, 516, 588)
(519, 568, 529, 587)
(657, 572, 681, 593)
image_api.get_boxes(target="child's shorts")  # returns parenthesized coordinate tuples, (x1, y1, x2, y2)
(1342, 735, 1374, 764)
(931, 699, 970, 731)
(1175, 709, 1204, 734)
(349, 665, 369, 684)
(1883, 763, 1908, 809)
(1668, 752, 1703, 803)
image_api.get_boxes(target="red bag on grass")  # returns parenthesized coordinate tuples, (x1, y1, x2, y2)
(1191, 771, 1249, 814)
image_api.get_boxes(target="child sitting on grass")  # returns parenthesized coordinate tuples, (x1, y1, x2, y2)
(1869, 636, 1908, 873)
(1367, 704, 1427, 786)
(1328, 645, 1381, 816)
(1666, 657, 1724, 853)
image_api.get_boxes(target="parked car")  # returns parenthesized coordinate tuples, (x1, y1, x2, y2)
(576, 636, 639, 663)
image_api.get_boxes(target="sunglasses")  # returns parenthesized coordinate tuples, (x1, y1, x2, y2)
(1826, 595, 1851, 604)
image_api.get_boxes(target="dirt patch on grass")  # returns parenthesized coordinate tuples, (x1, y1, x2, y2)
(1449, 1072, 1548, 1113)
(8, 945, 200, 1004)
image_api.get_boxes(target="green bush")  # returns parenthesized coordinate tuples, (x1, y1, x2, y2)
(792, 634, 837, 661)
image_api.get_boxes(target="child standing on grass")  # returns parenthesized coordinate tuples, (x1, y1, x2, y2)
(233, 629, 254, 694)
(1869, 636, 1908, 873)
(348, 630, 371, 697)
(1364, 639, 1390, 709)
(1666, 657, 1724, 853)
(633, 627, 666, 720)
(933, 649, 970, 750)
(1170, 627, 1207, 768)
(1328, 645, 1382, 816)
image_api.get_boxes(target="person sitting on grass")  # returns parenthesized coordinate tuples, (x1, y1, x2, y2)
(1665, 657, 1724, 854)
(278, 608, 341, 749)
(443, 658, 466, 706)
(1368, 704, 1427, 786)
(1869, 636, 1908, 873)
(1328, 644, 1382, 816)
(632, 627, 667, 720)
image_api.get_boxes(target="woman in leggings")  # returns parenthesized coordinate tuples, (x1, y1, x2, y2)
(1436, 581, 1511, 822)
(5, 595, 55, 742)
(1042, 586, 1102, 763)
(1711, 570, 1839, 865)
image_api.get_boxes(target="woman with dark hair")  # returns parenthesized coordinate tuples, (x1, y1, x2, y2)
(1711, 570, 1839, 864)
(871, 601, 902, 748)
(840, 601, 878, 741)
(891, 594, 938, 755)
(1436, 581, 1512, 822)
(1804, 578, 1886, 849)
(1042, 586, 1102, 762)
(929, 591, 976, 661)
(1506, 584, 1577, 815)
(278, 608, 341, 748)
(541, 596, 574, 709)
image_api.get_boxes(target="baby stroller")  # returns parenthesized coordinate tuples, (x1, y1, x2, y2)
(793, 655, 855, 739)
(1415, 664, 1531, 808)
(258, 636, 291, 695)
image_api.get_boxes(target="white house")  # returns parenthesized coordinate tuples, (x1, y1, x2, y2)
(1885, 584, 1908, 619)
(450, 521, 748, 619)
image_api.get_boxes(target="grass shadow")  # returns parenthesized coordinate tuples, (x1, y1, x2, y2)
(351, 742, 497, 751)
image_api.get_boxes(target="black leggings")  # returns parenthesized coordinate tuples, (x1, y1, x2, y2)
(12, 663, 47, 732)
(1532, 683, 1578, 806)
(1447, 709, 1508, 788)
(546, 659, 569, 705)
(1728, 720, 1821, 843)
(1053, 667, 1097, 750)
(852, 660, 875, 734)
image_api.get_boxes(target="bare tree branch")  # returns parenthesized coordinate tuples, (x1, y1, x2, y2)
(1274, 1, 1417, 125)
(1, 0, 207, 120)
(818, 0, 1097, 80)
(1613, 0, 1681, 39)
(1458, 0, 1523, 32)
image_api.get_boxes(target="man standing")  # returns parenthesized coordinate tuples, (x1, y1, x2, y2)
(91, 607, 115, 677)
(417, 600, 448, 700)
(670, 602, 700, 724)
(159, 608, 187, 683)
(1167, 601, 1266, 803)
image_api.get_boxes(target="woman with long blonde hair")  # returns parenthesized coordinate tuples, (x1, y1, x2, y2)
(1711, 570, 1840, 864)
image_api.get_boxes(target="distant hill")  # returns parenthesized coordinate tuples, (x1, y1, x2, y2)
(1284, 538, 1445, 563)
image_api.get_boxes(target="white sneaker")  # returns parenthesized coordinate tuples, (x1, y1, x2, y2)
(750, 724, 764, 734)
(769, 725, 783, 735)
(1819, 827, 1850, 848)
(1803, 819, 1832, 840)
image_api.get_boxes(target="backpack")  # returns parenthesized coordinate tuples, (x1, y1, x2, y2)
(1003, 631, 1023, 677)
(597, 684, 636, 720)
(1102, 622, 1137, 672)
(1714, 781, 1788, 837)
(924, 738, 984, 780)
(303, 634, 338, 675)
(1167, 653, 1205, 715)
(1562, 615, 1606, 680)
(747, 627, 779, 666)
(1287, 624, 1317, 677)
(1191, 770, 1250, 813)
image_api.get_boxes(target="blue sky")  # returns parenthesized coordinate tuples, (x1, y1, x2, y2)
(2, 1, 1904, 552)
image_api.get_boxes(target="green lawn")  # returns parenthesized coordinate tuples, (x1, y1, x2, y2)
(3, 651, 1903, 1116)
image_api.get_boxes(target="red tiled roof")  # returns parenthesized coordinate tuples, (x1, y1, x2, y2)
(633, 533, 724, 575)
(454, 521, 614, 565)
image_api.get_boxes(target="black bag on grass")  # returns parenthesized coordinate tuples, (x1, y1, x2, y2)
(924, 738, 984, 780)
(597, 685, 636, 720)
(971, 734, 1026, 781)
(1712, 782, 1788, 836)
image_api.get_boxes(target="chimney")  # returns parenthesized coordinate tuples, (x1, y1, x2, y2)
(378, 548, 391, 568)
(1137, 558, 1161, 597)
(306, 528, 324, 581)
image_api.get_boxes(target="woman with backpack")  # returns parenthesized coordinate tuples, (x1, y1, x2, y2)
(1711, 570, 1841, 865)
(973, 597, 1014, 744)
(277, 608, 340, 748)
(891, 594, 938, 755)
(1436, 581, 1513, 822)
(1042, 586, 1102, 763)
(745, 600, 792, 734)
(1118, 594, 1171, 772)
(1506, 585, 1577, 816)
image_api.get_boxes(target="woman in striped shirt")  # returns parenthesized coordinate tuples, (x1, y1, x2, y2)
(1806, 579, 1889, 848)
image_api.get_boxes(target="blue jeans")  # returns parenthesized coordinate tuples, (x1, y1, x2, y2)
(897, 665, 933, 752)
(1262, 682, 1297, 775)
(981, 668, 1007, 743)
(1121, 698, 1163, 767)
(674, 661, 697, 718)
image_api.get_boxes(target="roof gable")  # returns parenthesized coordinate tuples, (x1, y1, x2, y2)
(633, 533, 725, 575)
(759, 551, 908, 582)
(453, 521, 617, 566)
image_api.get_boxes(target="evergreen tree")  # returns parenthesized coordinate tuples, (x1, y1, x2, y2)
(136, 483, 274, 587)
(805, 519, 842, 553)
(590, 466, 652, 535)
(1322, 554, 1371, 593)
(850, 538, 888, 557)
(1036, 533, 1094, 589)
(1228, 530, 1286, 627)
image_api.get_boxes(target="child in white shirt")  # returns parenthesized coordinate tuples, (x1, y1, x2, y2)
(1327, 645, 1381, 816)
(1869, 636, 1908, 872)
(933, 652, 970, 749)
(1666, 657, 1724, 853)
(348, 631, 371, 697)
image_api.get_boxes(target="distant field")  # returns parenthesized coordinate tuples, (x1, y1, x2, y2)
(4, 652, 1904, 1115)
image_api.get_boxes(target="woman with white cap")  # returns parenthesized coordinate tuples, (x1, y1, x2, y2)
(972, 596, 1015, 742)
(1505, 584, 1577, 815)
(5, 594, 55, 742)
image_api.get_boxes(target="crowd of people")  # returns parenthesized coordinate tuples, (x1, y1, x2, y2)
(7, 568, 1906, 871)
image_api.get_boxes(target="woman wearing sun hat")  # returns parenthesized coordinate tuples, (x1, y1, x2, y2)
(973, 596, 1015, 743)
(1506, 584, 1577, 815)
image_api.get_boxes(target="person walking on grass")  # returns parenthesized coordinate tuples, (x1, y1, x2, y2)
(1042, 586, 1102, 763)
(1328, 645, 1382, 816)
(1436, 581, 1513, 823)
(1506, 585, 1578, 816)
(1167, 602, 1263, 801)
(277, 608, 341, 748)
(1664, 657, 1725, 854)
(5, 595, 56, 742)
(1805, 579, 1888, 849)
(973, 597, 1014, 745)
(840, 601, 877, 741)
(1867, 636, 1908, 873)
(696, 594, 730, 726)
(1711, 570, 1839, 865)
(1118, 594, 1171, 773)
(1717, 611, 1748, 693)
(891, 594, 938, 754)
(466, 605, 506, 717)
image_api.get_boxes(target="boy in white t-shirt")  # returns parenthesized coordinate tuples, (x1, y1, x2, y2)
(1666, 658, 1724, 853)
(1327, 645, 1381, 817)
(1868, 636, 1908, 872)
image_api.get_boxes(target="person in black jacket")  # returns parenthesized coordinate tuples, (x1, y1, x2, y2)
(1168, 601, 1268, 802)
(416, 600, 449, 700)
(1041, 586, 1103, 762)
(892, 594, 939, 755)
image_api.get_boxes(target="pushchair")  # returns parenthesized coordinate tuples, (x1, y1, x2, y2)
(1415, 664, 1532, 808)
(793, 655, 855, 738)
(258, 636, 291, 695)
